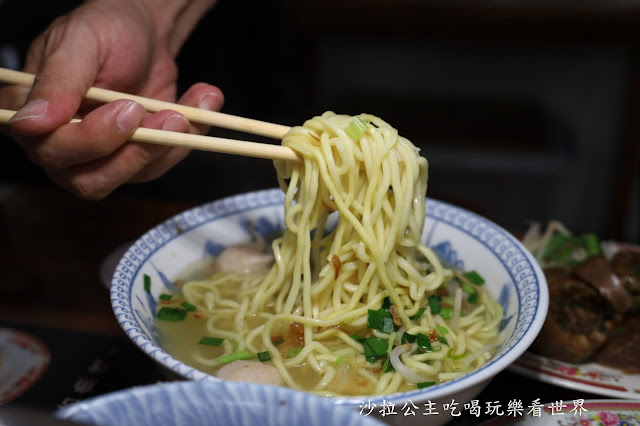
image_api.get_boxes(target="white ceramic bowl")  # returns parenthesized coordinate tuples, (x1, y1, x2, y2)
(56, 381, 384, 426)
(111, 189, 548, 425)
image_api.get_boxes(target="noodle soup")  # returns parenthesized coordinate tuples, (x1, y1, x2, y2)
(154, 112, 503, 396)
(156, 255, 502, 396)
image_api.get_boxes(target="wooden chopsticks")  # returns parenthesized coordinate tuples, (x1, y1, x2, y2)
(0, 67, 301, 162)
(0, 109, 301, 162)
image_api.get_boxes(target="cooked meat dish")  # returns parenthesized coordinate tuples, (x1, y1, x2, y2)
(523, 222, 640, 372)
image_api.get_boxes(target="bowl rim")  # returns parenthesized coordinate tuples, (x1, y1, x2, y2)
(55, 380, 385, 425)
(110, 188, 549, 407)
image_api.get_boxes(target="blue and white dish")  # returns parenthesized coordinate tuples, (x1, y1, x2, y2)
(110, 188, 548, 425)
(56, 381, 384, 426)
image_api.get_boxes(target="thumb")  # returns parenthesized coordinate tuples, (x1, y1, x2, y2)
(10, 22, 100, 136)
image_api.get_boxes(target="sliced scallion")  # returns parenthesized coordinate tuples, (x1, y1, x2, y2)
(440, 308, 453, 320)
(363, 337, 388, 362)
(428, 295, 441, 314)
(159, 294, 173, 301)
(143, 274, 151, 293)
(345, 117, 368, 141)
(180, 301, 196, 311)
(401, 332, 417, 345)
(156, 307, 187, 322)
(437, 325, 449, 335)
(368, 309, 395, 333)
(411, 307, 426, 321)
(288, 347, 302, 358)
(350, 335, 365, 343)
(257, 351, 271, 362)
(216, 351, 255, 365)
(417, 381, 436, 388)
(464, 271, 485, 286)
(417, 333, 433, 352)
(199, 337, 224, 346)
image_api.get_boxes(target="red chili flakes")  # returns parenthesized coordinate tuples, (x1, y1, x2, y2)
(290, 322, 305, 346)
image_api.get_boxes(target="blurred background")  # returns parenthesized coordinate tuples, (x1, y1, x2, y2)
(0, 0, 638, 242)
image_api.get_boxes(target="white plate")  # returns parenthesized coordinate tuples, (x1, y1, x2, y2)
(509, 352, 640, 400)
(481, 399, 640, 425)
(0, 328, 50, 405)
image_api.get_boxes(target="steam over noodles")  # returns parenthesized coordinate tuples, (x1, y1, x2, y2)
(156, 112, 503, 396)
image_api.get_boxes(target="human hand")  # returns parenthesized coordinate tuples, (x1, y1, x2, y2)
(0, 0, 221, 199)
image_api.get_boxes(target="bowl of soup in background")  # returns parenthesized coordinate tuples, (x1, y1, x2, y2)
(110, 188, 548, 426)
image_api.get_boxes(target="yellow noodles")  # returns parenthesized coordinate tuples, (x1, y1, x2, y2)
(175, 112, 503, 396)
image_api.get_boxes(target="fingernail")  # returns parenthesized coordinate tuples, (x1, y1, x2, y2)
(162, 114, 190, 132)
(10, 99, 49, 122)
(198, 92, 222, 111)
(116, 101, 145, 133)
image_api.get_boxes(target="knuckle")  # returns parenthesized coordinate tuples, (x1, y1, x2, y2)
(23, 142, 63, 170)
(68, 174, 112, 201)
(125, 144, 156, 169)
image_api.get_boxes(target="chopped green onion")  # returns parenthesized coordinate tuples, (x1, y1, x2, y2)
(368, 309, 395, 333)
(272, 337, 285, 346)
(381, 333, 396, 373)
(345, 116, 368, 141)
(464, 271, 485, 286)
(462, 281, 475, 295)
(156, 307, 187, 322)
(258, 351, 272, 362)
(583, 233, 601, 256)
(401, 332, 417, 344)
(437, 326, 449, 335)
(363, 337, 388, 361)
(411, 308, 426, 321)
(143, 274, 151, 293)
(467, 292, 479, 304)
(382, 357, 394, 373)
(440, 308, 453, 320)
(335, 355, 345, 366)
(428, 295, 441, 314)
(180, 301, 196, 311)
(417, 333, 433, 352)
(417, 381, 436, 388)
(350, 335, 365, 343)
(438, 335, 448, 345)
(447, 348, 468, 360)
(159, 294, 173, 301)
(382, 297, 393, 309)
(216, 351, 255, 365)
(288, 347, 302, 358)
(441, 296, 455, 305)
(199, 337, 224, 346)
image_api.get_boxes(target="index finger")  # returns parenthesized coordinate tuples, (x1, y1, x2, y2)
(10, 20, 100, 136)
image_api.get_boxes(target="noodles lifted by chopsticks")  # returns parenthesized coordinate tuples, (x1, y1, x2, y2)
(180, 112, 503, 396)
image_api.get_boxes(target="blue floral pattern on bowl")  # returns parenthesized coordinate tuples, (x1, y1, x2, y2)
(56, 381, 385, 426)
